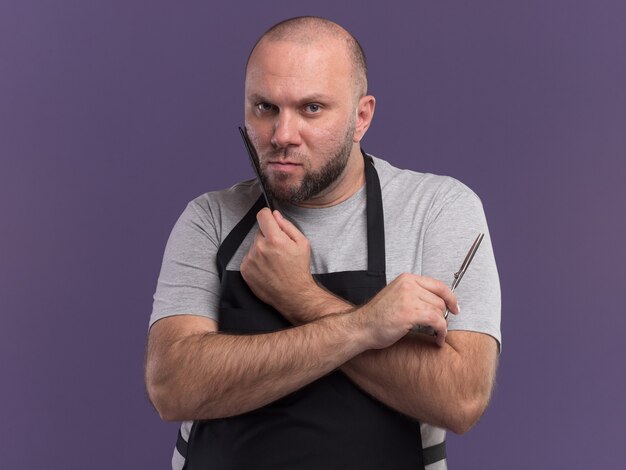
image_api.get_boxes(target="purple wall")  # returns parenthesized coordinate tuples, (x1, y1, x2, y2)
(2, 1, 625, 468)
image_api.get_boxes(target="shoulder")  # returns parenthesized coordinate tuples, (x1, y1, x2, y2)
(372, 155, 478, 197)
(370, 155, 483, 223)
(179, 179, 260, 241)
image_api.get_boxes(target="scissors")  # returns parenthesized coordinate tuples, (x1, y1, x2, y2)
(444, 233, 485, 319)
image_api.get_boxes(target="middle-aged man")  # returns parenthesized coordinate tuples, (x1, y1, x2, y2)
(146, 16, 501, 470)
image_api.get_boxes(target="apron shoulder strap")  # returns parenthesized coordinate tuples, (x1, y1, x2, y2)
(216, 194, 265, 278)
(363, 152, 386, 275)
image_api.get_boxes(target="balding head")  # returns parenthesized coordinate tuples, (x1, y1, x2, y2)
(242, 17, 376, 207)
(247, 16, 368, 99)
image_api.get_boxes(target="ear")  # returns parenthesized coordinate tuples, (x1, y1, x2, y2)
(353, 95, 376, 143)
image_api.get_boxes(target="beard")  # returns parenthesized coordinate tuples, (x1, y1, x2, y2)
(258, 119, 355, 204)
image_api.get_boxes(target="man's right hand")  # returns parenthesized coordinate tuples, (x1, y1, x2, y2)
(355, 274, 459, 348)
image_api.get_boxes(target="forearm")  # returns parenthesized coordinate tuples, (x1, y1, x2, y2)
(342, 332, 497, 434)
(277, 288, 497, 433)
(146, 312, 366, 421)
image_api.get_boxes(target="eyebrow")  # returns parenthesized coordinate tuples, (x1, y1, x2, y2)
(247, 93, 333, 105)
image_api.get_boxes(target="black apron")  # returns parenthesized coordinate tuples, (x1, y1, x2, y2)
(180, 154, 446, 469)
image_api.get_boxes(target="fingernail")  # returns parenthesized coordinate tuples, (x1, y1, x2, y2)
(274, 210, 282, 219)
(457, 304, 461, 314)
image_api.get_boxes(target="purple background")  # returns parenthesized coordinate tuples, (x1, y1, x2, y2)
(2, 1, 625, 468)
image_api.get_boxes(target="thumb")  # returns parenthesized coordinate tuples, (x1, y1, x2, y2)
(273, 210, 305, 242)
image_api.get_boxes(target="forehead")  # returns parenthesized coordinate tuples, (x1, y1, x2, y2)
(245, 38, 354, 102)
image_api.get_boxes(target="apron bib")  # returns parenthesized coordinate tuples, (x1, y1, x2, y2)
(181, 154, 445, 469)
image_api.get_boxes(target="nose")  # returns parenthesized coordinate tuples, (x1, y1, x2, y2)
(270, 111, 302, 148)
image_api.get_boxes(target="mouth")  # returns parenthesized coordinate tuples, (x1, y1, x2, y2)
(266, 160, 302, 172)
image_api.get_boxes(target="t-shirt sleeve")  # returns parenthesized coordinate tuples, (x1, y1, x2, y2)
(421, 180, 502, 348)
(149, 200, 222, 328)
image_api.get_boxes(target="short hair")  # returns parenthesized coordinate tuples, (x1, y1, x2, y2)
(246, 16, 368, 98)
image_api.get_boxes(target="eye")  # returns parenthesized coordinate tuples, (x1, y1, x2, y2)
(304, 103, 322, 114)
(256, 102, 276, 113)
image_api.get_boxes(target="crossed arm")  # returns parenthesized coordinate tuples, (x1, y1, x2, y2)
(145, 209, 498, 434)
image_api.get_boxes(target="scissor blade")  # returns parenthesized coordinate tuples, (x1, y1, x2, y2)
(455, 233, 484, 286)
(444, 233, 484, 319)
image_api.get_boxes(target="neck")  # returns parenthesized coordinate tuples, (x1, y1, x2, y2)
(295, 146, 366, 209)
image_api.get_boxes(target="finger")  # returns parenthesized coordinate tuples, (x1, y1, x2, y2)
(446, 293, 460, 316)
(422, 306, 448, 347)
(240, 252, 254, 280)
(411, 301, 447, 343)
(415, 276, 460, 315)
(250, 230, 264, 252)
(273, 210, 306, 243)
(416, 288, 447, 315)
(256, 208, 282, 239)
(435, 326, 448, 347)
(421, 310, 448, 347)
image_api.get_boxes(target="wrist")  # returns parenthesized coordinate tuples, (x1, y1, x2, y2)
(315, 309, 371, 357)
(304, 284, 351, 318)
(278, 280, 353, 325)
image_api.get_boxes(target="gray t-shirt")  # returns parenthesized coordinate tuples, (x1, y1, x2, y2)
(151, 155, 501, 470)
